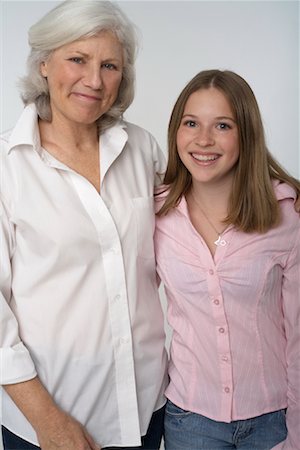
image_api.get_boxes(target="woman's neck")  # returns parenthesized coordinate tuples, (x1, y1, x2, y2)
(39, 116, 99, 155)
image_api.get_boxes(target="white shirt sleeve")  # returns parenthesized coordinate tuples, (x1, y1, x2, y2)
(0, 197, 37, 384)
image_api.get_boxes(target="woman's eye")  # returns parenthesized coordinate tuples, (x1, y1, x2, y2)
(69, 57, 83, 64)
(102, 63, 117, 70)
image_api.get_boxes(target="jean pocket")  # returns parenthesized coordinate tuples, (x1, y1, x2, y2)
(166, 399, 193, 417)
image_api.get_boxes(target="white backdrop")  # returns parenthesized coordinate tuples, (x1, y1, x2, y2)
(0, 2, 299, 449)
(1, 0, 299, 177)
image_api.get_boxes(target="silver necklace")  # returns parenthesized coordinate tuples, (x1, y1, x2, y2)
(191, 190, 227, 247)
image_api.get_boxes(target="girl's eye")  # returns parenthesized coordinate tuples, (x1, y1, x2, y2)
(69, 57, 83, 64)
(217, 122, 231, 130)
(102, 63, 117, 70)
(183, 120, 197, 128)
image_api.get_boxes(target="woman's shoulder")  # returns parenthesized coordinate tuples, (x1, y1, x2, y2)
(122, 119, 157, 143)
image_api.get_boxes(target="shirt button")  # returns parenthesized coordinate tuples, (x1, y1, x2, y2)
(219, 327, 225, 333)
(213, 299, 220, 305)
(120, 337, 129, 345)
(222, 355, 229, 362)
(114, 295, 121, 301)
(209, 269, 214, 275)
(224, 387, 230, 393)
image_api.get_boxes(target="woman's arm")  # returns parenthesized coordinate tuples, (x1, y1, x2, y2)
(0, 200, 100, 450)
(4, 378, 100, 450)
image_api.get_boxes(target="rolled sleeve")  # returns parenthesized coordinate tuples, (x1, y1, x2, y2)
(0, 198, 37, 384)
(1, 342, 37, 384)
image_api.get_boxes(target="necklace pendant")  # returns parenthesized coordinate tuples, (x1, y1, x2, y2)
(214, 236, 227, 246)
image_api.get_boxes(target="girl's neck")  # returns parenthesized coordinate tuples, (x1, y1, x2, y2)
(191, 180, 232, 215)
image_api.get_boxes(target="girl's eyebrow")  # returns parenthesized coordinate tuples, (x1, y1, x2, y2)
(215, 116, 236, 122)
(181, 114, 198, 119)
(182, 113, 236, 123)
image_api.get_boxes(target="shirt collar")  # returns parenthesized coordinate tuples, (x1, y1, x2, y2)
(7, 103, 129, 172)
(100, 120, 128, 181)
(7, 104, 42, 155)
(171, 180, 297, 214)
(273, 179, 297, 201)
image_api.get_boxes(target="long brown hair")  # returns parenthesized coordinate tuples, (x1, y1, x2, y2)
(158, 70, 300, 232)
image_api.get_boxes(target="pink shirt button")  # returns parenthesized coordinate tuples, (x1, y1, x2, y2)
(219, 327, 225, 333)
(214, 299, 220, 305)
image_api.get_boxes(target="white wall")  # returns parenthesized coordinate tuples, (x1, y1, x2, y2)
(1, 0, 299, 353)
(0, 3, 298, 448)
(1, 0, 299, 177)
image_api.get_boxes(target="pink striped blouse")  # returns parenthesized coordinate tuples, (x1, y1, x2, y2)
(155, 182, 300, 449)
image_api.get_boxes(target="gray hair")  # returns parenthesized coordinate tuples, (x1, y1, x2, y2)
(20, 0, 139, 132)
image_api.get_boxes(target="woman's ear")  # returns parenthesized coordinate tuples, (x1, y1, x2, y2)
(40, 61, 48, 78)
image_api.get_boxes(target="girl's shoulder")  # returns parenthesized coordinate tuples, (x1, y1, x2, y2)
(274, 180, 297, 202)
(274, 182, 300, 234)
(154, 185, 170, 214)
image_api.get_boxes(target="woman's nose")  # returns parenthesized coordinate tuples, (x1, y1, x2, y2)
(83, 65, 103, 90)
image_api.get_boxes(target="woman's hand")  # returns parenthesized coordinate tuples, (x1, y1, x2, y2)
(4, 377, 101, 450)
(36, 409, 101, 450)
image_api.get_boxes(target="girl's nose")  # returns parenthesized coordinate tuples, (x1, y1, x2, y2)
(195, 128, 215, 147)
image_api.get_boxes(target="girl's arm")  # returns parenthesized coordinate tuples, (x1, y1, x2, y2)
(274, 226, 300, 449)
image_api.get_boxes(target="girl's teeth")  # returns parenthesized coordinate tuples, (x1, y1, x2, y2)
(192, 154, 218, 161)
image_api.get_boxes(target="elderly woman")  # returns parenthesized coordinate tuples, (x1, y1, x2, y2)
(0, 1, 168, 449)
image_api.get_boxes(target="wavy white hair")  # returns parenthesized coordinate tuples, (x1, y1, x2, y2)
(19, 0, 139, 131)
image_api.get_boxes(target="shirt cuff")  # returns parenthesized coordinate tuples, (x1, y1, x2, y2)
(0, 342, 37, 384)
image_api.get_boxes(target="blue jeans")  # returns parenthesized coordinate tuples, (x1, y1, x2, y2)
(2, 427, 40, 450)
(164, 400, 287, 449)
(2, 405, 165, 450)
(105, 405, 165, 449)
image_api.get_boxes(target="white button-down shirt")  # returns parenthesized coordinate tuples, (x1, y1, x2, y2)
(0, 104, 168, 447)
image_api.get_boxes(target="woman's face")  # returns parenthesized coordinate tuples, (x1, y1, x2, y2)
(176, 87, 239, 188)
(40, 31, 124, 126)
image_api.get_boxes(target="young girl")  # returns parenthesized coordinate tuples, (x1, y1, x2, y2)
(155, 70, 300, 449)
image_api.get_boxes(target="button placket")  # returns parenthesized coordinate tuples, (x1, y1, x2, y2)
(69, 174, 140, 438)
(205, 266, 233, 419)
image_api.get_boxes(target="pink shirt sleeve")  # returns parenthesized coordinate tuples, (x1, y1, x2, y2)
(280, 232, 300, 449)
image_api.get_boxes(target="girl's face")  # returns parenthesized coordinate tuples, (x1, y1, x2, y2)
(176, 87, 239, 189)
(40, 31, 124, 127)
